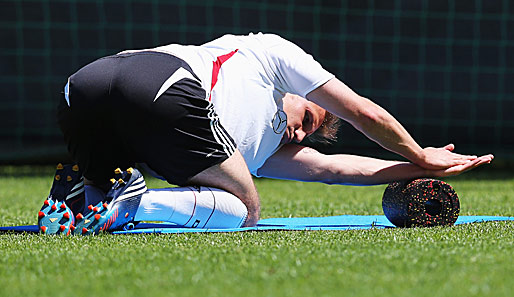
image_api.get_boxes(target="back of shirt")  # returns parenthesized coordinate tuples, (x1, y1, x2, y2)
(126, 33, 334, 174)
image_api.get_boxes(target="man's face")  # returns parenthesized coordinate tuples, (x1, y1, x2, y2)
(280, 93, 326, 144)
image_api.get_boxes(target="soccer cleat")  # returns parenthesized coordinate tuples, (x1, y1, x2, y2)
(48, 163, 84, 203)
(38, 163, 84, 235)
(38, 199, 75, 235)
(73, 167, 147, 235)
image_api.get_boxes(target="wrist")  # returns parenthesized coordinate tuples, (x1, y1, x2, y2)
(401, 144, 425, 166)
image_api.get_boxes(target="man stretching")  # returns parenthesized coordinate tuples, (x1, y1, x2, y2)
(38, 33, 493, 235)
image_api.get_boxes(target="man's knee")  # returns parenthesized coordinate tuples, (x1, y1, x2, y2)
(186, 150, 260, 226)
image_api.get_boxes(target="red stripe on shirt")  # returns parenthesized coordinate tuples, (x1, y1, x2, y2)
(209, 49, 238, 101)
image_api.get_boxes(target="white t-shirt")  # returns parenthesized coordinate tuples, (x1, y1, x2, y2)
(124, 33, 334, 175)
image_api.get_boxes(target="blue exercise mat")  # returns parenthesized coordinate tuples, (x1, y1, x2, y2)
(0, 215, 512, 234)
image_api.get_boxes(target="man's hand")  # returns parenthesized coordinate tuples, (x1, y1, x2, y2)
(428, 153, 494, 178)
(417, 144, 477, 169)
(416, 144, 492, 170)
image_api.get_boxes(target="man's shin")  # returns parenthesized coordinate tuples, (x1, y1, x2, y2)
(134, 186, 248, 228)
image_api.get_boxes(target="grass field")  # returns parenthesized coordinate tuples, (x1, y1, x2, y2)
(0, 166, 512, 297)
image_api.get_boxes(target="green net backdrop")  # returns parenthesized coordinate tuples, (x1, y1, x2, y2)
(1, 0, 513, 163)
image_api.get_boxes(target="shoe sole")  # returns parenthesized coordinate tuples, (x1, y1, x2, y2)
(38, 200, 75, 235)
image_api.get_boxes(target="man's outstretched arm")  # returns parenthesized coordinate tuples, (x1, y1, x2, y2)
(257, 144, 493, 185)
(306, 78, 489, 170)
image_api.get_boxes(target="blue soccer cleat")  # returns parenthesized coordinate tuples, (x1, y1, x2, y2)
(73, 167, 147, 235)
(38, 163, 84, 235)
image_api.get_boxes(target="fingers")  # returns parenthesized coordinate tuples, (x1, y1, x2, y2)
(444, 143, 455, 151)
(439, 145, 476, 162)
(438, 155, 493, 177)
(476, 154, 494, 165)
(453, 154, 477, 163)
(442, 144, 479, 161)
(481, 154, 495, 162)
(456, 153, 493, 165)
(455, 155, 492, 171)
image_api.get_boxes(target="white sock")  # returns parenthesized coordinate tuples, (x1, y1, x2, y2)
(134, 186, 248, 228)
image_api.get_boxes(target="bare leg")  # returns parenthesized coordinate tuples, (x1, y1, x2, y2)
(186, 150, 261, 227)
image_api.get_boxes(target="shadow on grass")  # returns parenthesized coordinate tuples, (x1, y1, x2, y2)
(0, 164, 513, 181)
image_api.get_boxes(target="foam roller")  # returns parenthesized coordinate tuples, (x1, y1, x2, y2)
(382, 178, 460, 227)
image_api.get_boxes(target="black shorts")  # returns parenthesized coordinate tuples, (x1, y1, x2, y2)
(57, 51, 236, 186)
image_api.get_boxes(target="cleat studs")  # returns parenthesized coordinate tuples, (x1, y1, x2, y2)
(70, 225, 76, 231)
(44, 200, 50, 206)
(67, 175, 72, 182)
(76, 213, 83, 220)
(55, 175, 61, 181)
(126, 167, 133, 174)
(114, 168, 122, 175)
(60, 203, 67, 210)
(38, 211, 46, 219)
(40, 226, 47, 233)
(110, 178, 116, 184)
(51, 204, 57, 211)
(72, 164, 79, 172)
(56, 163, 64, 170)
(82, 227, 88, 235)
(102, 203, 108, 209)
(88, 205, 93, 211)
(93, 207, 99, 212)
(59, 225, 66, 232)
(118, 178, 125, 185)
(94, 214, 101, 221)
(63, 212, 70, 220)
(125, 212, 129, 218)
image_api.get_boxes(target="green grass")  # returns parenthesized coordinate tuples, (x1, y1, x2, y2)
(0, 166, 512, 297)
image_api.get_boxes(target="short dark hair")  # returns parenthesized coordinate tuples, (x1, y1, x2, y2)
(306, 111, 341, 144)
